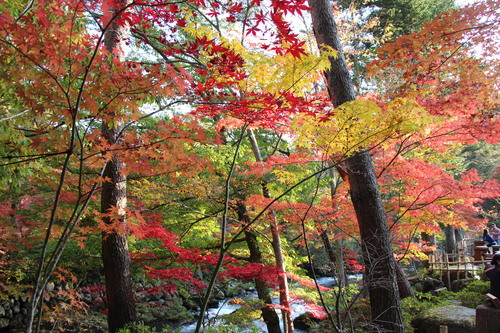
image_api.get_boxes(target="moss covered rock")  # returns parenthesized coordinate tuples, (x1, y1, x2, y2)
(411, 304, 475, 333)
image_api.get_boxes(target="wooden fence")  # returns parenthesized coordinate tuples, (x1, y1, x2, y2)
(427, 251, 483, 288)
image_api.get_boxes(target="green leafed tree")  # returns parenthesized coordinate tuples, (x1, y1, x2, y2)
(337, 0, 456, 43)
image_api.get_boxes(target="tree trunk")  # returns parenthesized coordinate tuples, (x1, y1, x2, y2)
(455, 228, 465, 253)
(307, 0, 405, 331)
(101, 1, 137, 332)
(396, 262, 414, 299)
(237, 202, 282, 333)
(101, 132, 137, 332)
(347, 151, 404, 332)
(320, 229, 348, 289)
(444, 225, 457, 254)
(247, 129, 294, 333)
(421, 232, 436, 269)
(455, 228, 465, 243)
(327, 167, 347, 288)
(320, 230, 337, 270)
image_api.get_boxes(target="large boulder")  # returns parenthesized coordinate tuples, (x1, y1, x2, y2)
(412, 305, 475, 333)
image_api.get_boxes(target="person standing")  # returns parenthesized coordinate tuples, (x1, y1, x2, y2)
(491, 224, 500, 243)
(485, 254, 500, 299)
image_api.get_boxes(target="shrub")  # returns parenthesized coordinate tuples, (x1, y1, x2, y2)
(402, 291, 448, 332)
(443, 279, 489, 308)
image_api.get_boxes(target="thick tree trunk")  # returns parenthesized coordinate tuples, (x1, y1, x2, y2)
(101, 1, 137, 332)
(307, 0, 405, 331)
(237, 202, 282, 333)
(444, 225, 457, 254)
(247, 129, 294, 333)
(421, 232, 436, 269)
(101, 128, 137, 332)
(347, 151, 404, 332)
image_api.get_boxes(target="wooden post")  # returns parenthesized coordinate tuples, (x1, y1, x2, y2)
(439, 325, 448, 333)
(446, 254, 451, 289)
(486, 293, 500, 309)
(476, 304, 500, 332)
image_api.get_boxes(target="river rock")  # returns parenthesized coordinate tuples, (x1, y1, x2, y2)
(45, 282, 55, 292)
(412, 304, 475, 333)
(293, 312, 322, 331)
(421, 278, 444, 293)
(0, 317, 9, 329)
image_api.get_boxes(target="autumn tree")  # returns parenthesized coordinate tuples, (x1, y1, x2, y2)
(0, 1, 203, 331)
(307, 0, 407, 331)
(367, 0, 500, 241)
(99, 1, 138, 331)
(299, 1, 500, 330)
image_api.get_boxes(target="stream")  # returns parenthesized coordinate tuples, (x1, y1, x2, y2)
(179, 276, 355, 333)
(179, 291, 309, 333)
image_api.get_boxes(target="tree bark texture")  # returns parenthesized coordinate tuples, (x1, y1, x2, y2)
(237, 202, 282, 333)
(101, 1, 137, 332)
(421, 232, 436, 269)
(307, 0, 356, 107)
(444, 225, 457, 254)
(101, 131, 137, 332)
(396, 262, 414, 299)
(307, 0, 405, 331)
(347, 151, 404, 332)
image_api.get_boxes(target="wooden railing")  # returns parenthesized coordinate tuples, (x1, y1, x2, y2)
(428, 251, 486, 288)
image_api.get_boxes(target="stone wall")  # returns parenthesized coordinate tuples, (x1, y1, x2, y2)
(0, 296, 26, 332)
(0, 282, 102, 332)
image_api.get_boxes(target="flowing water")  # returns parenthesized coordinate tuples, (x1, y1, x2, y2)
(179, 276, 360, 333)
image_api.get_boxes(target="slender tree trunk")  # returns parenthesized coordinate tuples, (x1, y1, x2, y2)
(320, 230, 336, 270)
(327, 167, 347, 288)
(307, 1, 405, 331)
(268, 213, 293, 333)
(101, 1, 137, 332)
(320, 229, 348, 291)
(247, 129, 294, 333)
(236, 202, 282, 333)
